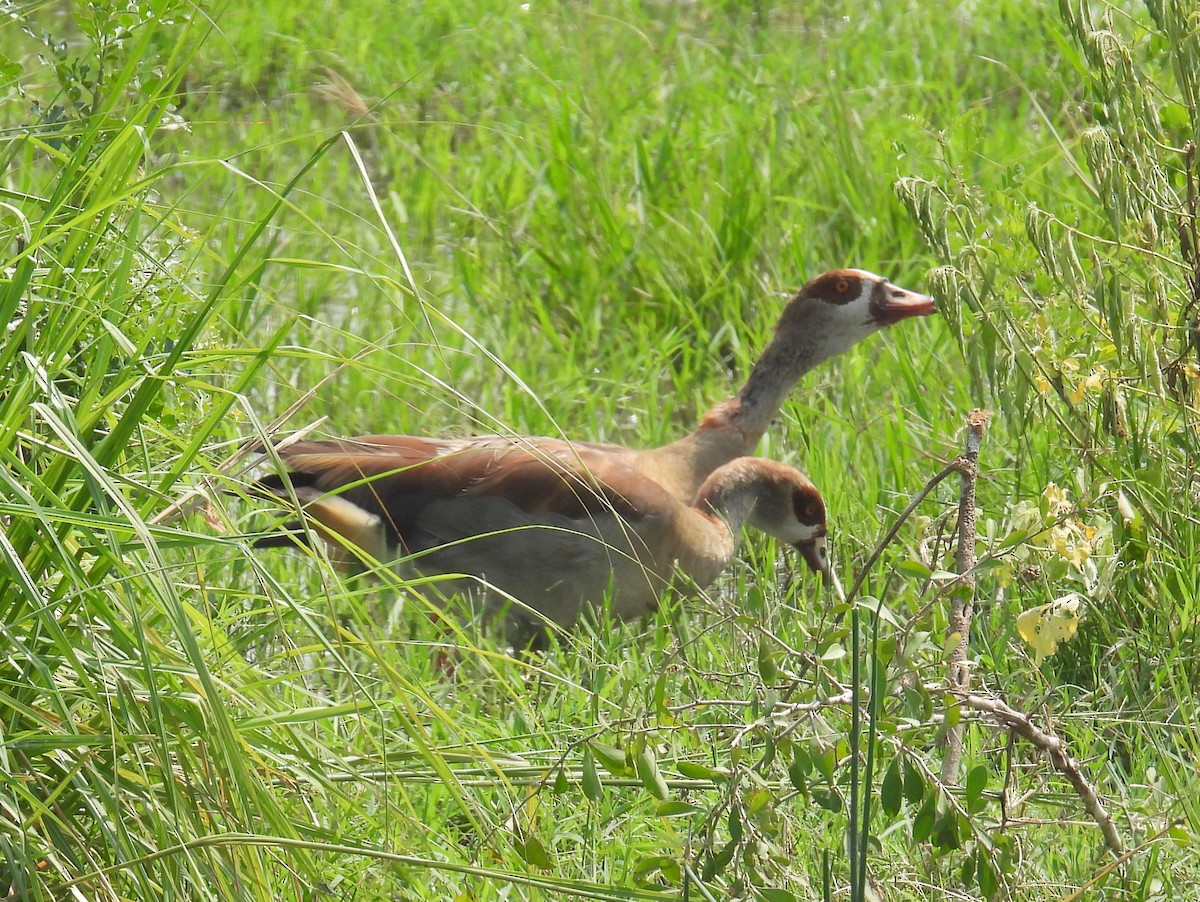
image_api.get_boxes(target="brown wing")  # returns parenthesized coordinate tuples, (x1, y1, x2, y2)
(254, 437, 678, 554)
(352, 432, 641, 472)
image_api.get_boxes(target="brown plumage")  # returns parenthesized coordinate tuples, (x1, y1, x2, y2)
(253, 441, 827, 643)
(250, 268, 931, 640)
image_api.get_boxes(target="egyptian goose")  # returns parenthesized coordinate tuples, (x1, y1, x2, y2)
(295, 269, 933, 504)
(253, 442, 827, 642)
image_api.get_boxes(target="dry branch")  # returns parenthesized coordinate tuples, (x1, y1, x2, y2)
(952, 688, 1124, 856)
(940, 408, 989, 784)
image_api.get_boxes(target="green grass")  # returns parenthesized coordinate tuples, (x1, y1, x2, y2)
(2, 0, 1199, 898)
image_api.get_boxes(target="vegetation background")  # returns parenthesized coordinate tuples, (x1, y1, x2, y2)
(1, 0, 1198, 898)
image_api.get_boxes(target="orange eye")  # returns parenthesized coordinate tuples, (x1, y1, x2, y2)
(804, 505, 818, 518)
(836, 280, 849, 293)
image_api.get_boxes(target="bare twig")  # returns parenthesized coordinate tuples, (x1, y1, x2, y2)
(837, 459, 963, 609)
(952, 688, 1125, 856)
(940, 409, 989, 785)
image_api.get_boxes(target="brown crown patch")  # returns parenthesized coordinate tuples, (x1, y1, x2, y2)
(799, 269, 864, 306)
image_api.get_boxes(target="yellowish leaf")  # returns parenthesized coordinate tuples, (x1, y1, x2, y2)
(1017, 594, 1083, 663)
(1117, 490, 1140, 528)
(1042, 483, 1072, 517)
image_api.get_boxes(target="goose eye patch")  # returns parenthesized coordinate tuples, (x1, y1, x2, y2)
(810, 272, 860, 304)
(794, 493, 823, 522)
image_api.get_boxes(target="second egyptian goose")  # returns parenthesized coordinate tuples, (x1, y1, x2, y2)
(318, 269, 933, 503)
(253, 442, 828, 643)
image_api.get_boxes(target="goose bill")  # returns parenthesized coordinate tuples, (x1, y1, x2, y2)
(794, 534, 830, 576)
(872, 282, 935, 324)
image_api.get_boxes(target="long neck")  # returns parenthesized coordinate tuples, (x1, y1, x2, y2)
(734, 330, 823, 436)
(637, 314, 829, 502)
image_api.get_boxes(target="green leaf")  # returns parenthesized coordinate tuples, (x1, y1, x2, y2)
(759, 890, 798, 902)
(743, 584, 766, 616)
(757, 635, 778, 682)
(635, 743, 669, 800)
(1000, 527, 1035, 550)
(653, 671, 669, 717)
(788, 758, 808, 794)
(678, 761, 727, 782)
(942, 631, 964, 661)
(1169, 825, 1194, 846)
(513, 834, 555, 869)
(0, 55, 23, 82)
(977, 852, 999, 896)
(589, 740, 628, 776)
(943, 694, 961, 728)
(819, 642, 846, 661)
(903, 760, 925, 804)
(812, 743, 836, 783)
(965, 764, 988, 809)
(811, 788, 842, 813)
(874, 635, 898, 665)
(933, 811, 961, 850)
(857, 596, 900, 628)
(880, 757, 903, 816)
(758, 735, 777, 769)
(703, 839, 737, 882)
(634, 855, 681, 882)
(912, 793, 937, 843)
(581, 745, 603, 802)
(1159, 101, 1189, 132)
(552, 767, 569, 794)
(745, 787, 773, 816)
(959, 851, 976, 885)
(973, 557, 1009, 573)
(895, 559, 932, 579)
(655, 800, 700, 817)
(728, 803, 743, 841)
(791, 745, 813, 778)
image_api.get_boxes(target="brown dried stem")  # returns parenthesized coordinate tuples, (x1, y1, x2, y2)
(940, 408, 989, 785)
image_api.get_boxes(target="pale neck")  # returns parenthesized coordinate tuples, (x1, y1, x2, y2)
(695, 461, 767, 538)
(644, 309, 848, 501)
(725, 327, 826, 440)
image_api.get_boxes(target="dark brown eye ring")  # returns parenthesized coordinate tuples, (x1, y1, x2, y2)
(835, 280, 849, 293)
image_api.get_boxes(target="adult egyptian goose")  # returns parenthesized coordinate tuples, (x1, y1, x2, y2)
(300, 269, 933, 504)
(252, 442, 827, 643)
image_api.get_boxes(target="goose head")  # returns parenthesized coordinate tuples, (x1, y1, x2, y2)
(773, 268, 935, 363)
(701, 459, 830, 578)
(745, 467, 830, 577)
